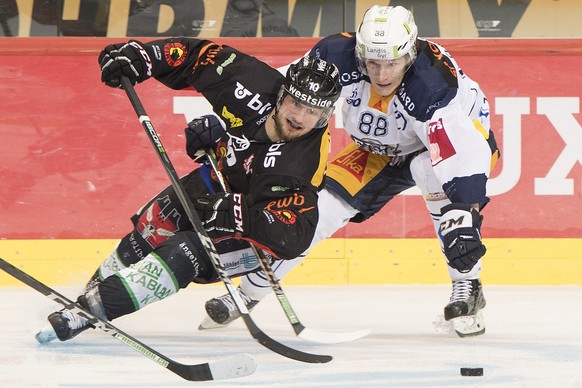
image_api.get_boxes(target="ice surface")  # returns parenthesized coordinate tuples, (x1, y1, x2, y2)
(1, 284, 581, 387)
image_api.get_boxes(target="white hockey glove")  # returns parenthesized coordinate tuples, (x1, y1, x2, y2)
(439, 203, 486, 273)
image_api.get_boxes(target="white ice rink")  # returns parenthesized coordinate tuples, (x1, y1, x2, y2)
(1, 284, 581, 387)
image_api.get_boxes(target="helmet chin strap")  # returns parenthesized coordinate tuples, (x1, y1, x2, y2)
(261, 108, 282, 142)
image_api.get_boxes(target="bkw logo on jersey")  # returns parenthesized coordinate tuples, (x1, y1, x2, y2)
(234, 82, 272, 114)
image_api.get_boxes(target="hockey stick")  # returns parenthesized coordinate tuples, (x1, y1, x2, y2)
(205, 150, 370, 344)
(0, 258, 255, 381)
(120, 77, 331, 364)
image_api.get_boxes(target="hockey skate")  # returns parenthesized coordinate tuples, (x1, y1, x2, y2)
(444, 279, 486, 337)
(198, 287, 259, 330)
(35, 308, 92, 343)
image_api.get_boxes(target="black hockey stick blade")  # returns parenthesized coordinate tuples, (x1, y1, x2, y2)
(120, 77, 332, 364)
(242, 314, 332, 363)
(205, 151, 369, 344)
(0, 258, 256, 381)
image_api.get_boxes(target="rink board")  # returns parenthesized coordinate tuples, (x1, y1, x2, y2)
(1, 39, 581, 288)
(0, 238, 580, 287)
(2, 38, 582, 242)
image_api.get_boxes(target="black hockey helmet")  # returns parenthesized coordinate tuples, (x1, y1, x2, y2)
(278, 55, 341, 127)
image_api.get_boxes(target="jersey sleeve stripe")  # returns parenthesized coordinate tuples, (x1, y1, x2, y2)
(311, 129, 331, 188)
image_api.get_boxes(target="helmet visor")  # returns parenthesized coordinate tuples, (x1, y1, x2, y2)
(278, 90, 335, 129)
(364, 54, 413, 76)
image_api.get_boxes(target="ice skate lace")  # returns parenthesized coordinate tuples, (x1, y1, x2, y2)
(61, 309, 88, 330)
(450, 280, 473, 303)
(216, 289, 254, 312)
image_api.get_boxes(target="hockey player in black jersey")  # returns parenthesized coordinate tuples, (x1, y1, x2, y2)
(35, 38, 341, 343)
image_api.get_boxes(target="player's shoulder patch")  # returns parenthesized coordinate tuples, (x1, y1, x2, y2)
(310, 33, 362, 87)
(397, 39, 459, 121)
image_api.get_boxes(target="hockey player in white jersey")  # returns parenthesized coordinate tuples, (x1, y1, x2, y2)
(200, 5, 499, 337)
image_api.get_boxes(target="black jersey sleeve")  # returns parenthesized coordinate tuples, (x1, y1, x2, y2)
(140, 38, 284, 129)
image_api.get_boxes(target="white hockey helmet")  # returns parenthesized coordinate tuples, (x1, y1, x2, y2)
(356, 5, 418, 72)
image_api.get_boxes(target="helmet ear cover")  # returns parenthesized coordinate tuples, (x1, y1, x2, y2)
(277, 55, 342, 128)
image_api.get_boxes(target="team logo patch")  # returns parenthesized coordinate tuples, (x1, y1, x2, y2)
(216, 142, 227, 158)
(164, 43, 187, 67)
(217, 53, 236, 75)
(243, 154, 254, 175)
(137, 196, 181, 248)
(428, 118, 456, 166)
(268, 209, 297, 225)
(330, 148, 369, 182)
(222, 106, 243, 128)
(241, 251, 258, 269)
(264, 193, 307, 225)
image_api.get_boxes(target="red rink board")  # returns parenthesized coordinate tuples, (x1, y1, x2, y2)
(1, 38, 581, 239)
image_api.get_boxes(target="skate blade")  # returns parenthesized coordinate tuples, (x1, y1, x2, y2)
(198, 315, 229, 330)
(35, 324, 58, 344)
(452, 310, 486, 338)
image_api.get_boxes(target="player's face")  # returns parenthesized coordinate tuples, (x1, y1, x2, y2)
(271, 95, 326, 141)
(365, 57, 410, 97)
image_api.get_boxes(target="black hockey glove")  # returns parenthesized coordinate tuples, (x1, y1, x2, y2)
(185, 115, 226, 162)
(439, 203, 487, 273)
(194, 193, 249, 240)
(98, 40, 152, 88)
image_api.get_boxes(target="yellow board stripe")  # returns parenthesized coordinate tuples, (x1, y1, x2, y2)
(1, 238, 581, 286)
(0, 239, 118, 286)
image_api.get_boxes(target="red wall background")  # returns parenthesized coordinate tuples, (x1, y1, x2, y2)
(1, 38, 581, 240)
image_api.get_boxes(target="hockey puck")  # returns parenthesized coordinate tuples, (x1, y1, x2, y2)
(460, 367, 483, 376)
